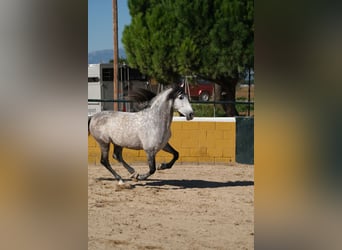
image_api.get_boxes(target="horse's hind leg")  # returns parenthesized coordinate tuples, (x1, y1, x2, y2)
(112, 144, 137, 176)
(157, 143, 179, 170)
(137, 150, 156, 180)
(99, 142, 124, 182)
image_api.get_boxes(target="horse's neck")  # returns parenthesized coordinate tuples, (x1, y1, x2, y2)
(160, 102, 174, 130)
(150, 89, 172, 111)
(155, 98, 174, 121)
(149, 91, 174, 128)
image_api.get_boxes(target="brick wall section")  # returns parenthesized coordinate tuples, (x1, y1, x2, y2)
(88, 117, 235, 165)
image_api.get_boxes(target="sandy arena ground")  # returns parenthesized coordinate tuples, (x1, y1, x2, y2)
(88, 163, 254, 250)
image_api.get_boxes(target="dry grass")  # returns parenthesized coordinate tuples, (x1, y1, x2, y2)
(236, 84, 254, 100)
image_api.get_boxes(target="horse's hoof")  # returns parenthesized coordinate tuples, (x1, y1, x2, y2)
(115, 180, 133, 191)
(137, 174, 150, 180)
(157, 163, 167, 170)
(130, 172, 139, 181)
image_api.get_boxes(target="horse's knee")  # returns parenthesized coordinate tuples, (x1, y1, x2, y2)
(146, 150, 156, 175)
(147, 155, 156, 175)
(100, 153, 110, 166)
(113, 146, 123, 162)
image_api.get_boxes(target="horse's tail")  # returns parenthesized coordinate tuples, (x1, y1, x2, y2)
(88, 116, 92, 136)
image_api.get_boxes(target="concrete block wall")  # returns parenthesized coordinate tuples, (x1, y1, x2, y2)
(88, 117, 236, 165)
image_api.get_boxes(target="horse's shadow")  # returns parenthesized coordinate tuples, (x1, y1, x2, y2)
(97, 177, 254, 189)
(138, 179, 254, 189)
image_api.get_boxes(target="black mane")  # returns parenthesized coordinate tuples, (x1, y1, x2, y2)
(129, 88, 156, 103)
(129, 85, 185, 111)
(128, 88, 157, 111)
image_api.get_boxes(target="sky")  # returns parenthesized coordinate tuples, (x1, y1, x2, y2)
(88, 0, 131, 53)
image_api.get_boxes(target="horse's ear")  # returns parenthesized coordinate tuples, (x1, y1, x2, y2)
(168, 84, 182, 100)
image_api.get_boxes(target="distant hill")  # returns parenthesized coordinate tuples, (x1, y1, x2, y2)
(88, 48, 126, 64)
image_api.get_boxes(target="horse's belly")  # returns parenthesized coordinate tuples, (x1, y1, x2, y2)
(111, 133, 143, 149)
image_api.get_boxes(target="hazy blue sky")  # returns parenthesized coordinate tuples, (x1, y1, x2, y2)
(88, 0, 131, 52)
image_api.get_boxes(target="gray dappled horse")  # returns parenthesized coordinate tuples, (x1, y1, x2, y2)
(88, 85, 194, 186)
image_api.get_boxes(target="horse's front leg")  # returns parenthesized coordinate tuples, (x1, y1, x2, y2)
(137, 150, 156, 180)
(157, 143, 179, 170)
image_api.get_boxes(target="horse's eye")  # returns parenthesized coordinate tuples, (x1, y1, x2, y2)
(179, 95, 184, 100)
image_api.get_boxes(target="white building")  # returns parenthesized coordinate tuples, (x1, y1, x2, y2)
(88, 64, 149, 116)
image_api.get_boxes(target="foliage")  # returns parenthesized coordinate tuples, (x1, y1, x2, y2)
(189, 102, 253, 117)
(123, 0, 254, 115)
(236, 103, 254, 113)
(191, 103, 226, 117)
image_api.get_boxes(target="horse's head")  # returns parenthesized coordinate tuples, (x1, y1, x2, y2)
(171, 85, 194, 121)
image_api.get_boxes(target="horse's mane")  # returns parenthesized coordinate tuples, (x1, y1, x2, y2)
(128, 88, 157, 111)
(129, 85, 184, 111)
(129, 88, 157, 103)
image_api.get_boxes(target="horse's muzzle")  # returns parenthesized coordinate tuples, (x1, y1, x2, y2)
(186, 112, 194, 120)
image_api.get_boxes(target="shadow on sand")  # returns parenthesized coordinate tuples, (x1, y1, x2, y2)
(136, 179, 254, 189)
(96, 177, 254, 189)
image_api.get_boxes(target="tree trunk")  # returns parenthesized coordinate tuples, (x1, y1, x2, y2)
(220, 78, 239, 117)
(214, 83, 222, 101)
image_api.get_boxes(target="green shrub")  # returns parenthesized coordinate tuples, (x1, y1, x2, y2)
(236, 97, 254, 113)
(191, 104, 226, 117)
(189, 101, 253, 117)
